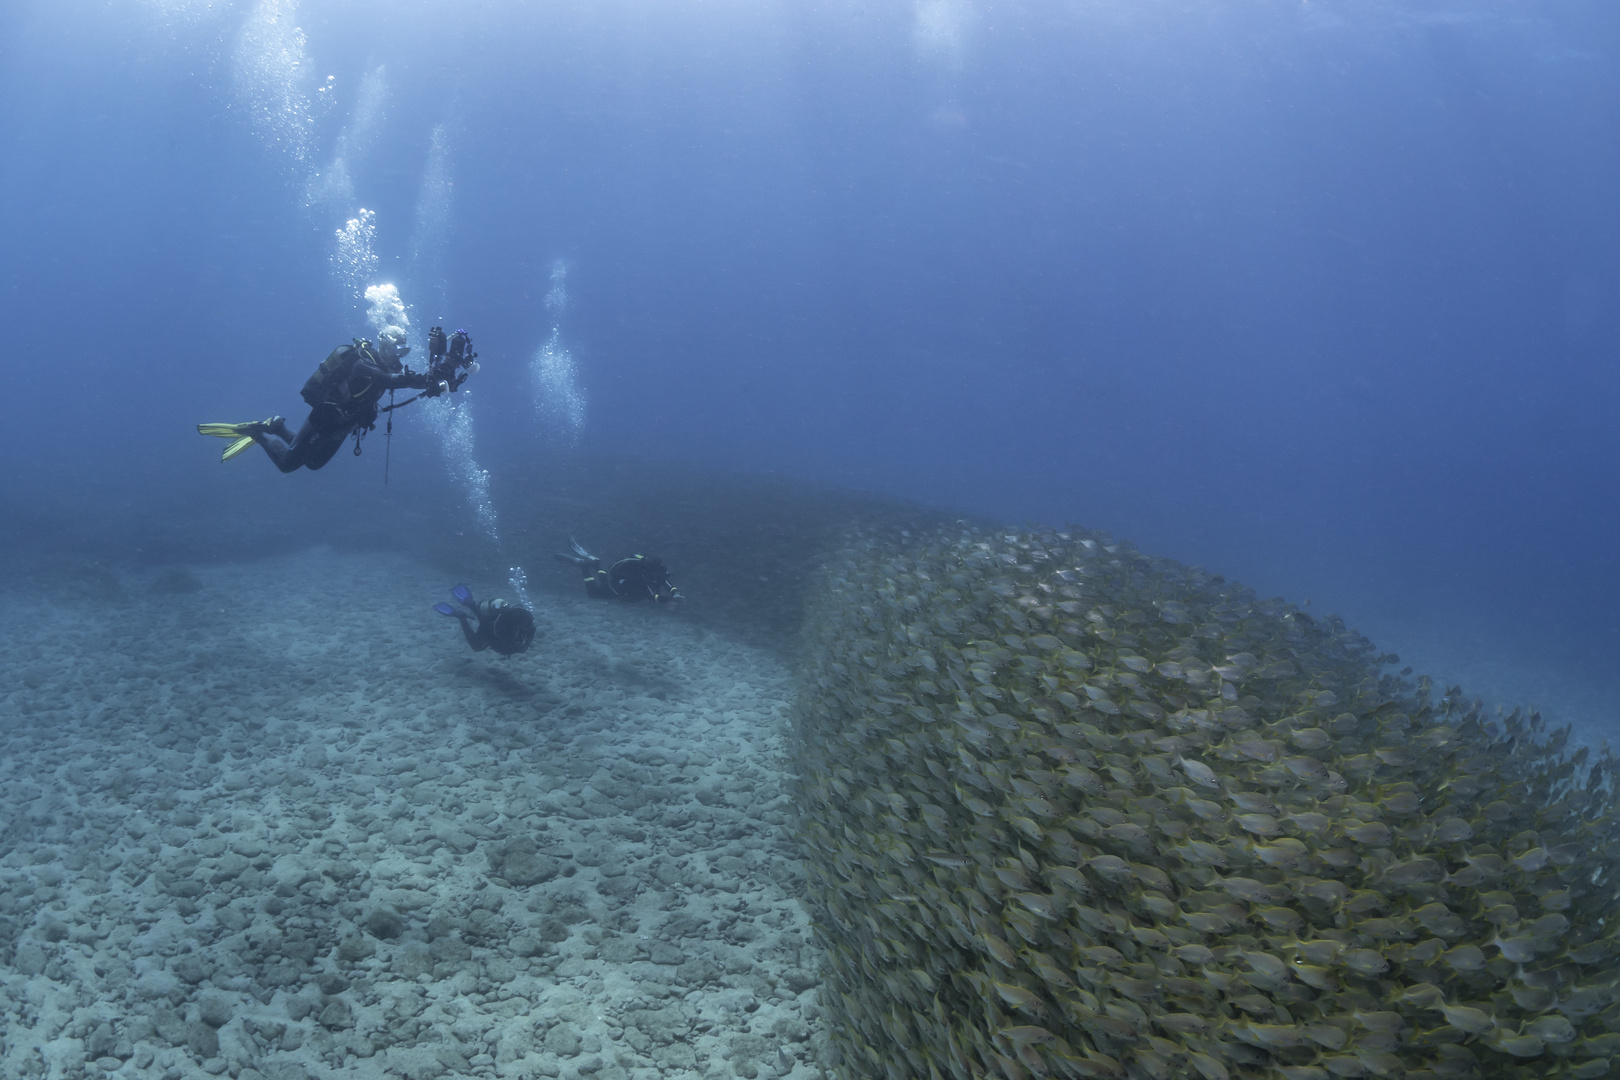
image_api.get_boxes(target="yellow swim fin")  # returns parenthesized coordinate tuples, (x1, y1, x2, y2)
(220, 436, 256, 462)
(198, 416, 279, 438)
(198, 422, 251, 438)
(198, 417, 277, 462)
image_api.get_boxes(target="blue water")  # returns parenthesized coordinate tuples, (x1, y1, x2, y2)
(3, 0, 1617, 732)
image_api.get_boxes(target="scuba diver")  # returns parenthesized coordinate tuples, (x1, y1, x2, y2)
(553, 538, 683, 603)
(198, 325, 478, 472)
(435, 584, 536, 656)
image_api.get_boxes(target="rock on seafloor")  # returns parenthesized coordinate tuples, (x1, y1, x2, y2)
(0, 550, 831, 1080)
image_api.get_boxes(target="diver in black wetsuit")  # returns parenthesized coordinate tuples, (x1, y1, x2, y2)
(251, 329, 432, 473)
(198, 326, 478, 472)
(435, 584, 536, 655)
(553, 539, 683, 603)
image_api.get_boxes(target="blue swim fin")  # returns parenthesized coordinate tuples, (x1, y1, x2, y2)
(452, 584, 474, 606)
(434, 603, 457, 616)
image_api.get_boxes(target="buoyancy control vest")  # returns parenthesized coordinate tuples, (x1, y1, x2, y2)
(299, 339, 399, 429)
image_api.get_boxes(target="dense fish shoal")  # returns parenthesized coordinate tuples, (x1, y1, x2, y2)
(793, 525, 1618, 1080)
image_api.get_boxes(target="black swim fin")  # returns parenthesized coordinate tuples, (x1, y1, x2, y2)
(554, 537, 601, 568)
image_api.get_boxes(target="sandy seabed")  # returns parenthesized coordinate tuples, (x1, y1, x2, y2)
(0, 549, 830, 1080)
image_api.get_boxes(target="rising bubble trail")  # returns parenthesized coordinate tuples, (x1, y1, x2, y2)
(332, 211, 379, 302)
(364, 283, 498, 543)
(507, 566, 532, 610)
(531, 261, 587, 446)
(422, 397, 500, 546)
(232, 0, 314, 169)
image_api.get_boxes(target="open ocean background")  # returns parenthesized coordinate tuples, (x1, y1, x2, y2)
(3, 0, 1618, 734)
(5, 4, 1620, 1080)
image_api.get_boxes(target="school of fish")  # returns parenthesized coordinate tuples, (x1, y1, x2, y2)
(792, 526, 1619, 1080)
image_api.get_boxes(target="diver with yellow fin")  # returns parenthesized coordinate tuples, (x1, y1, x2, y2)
(198, 325, 478, 472)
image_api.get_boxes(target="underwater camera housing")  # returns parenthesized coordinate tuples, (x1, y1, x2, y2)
(424, 326, 479, 395)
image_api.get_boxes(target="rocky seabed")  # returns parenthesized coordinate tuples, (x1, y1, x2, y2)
(0, 551, 833, 1080)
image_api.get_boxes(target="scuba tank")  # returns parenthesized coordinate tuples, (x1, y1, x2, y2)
(301, 338, 375, 410)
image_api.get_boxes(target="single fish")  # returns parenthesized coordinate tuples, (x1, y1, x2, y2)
(1290, 728, 1333, 750)
(1442, 944, 1487, 973)
(1292, 961, 1337, 991)
(1355, 917, 1415, 941)
(1296, 878, 1349, 904)
(1046, 865, 1092, 895)
(1254, 906, 1305, 932)
(1216, 876, 1273, 902)
(1278, 1069, 1329, 1080)
(1228, 791, 1280, 815)
(1244, 951, 1289, 981)
(1526, 1015, 1575, 1044)
(1177, 840, 1229, 867)
(1354, 1047, 1406, 1076)
(1178, 758, 1221, 788)
(1012, 892, 1058, 919)
(1253, 842, 1306, 869)
(1234, 738, 1279, 762)
(1353, 1011, 1405, 1035)
(1381, 790, 1423, 814)
(1102, 822, 1151, 846)
(1343, 948, 1390, 976)
(1282, 756, 1330, 782)
(1026, 949, 1076, 990)
(1235, 813, 1281, 837)
(1393, 983, 1443, 1009)
(1287, 811, 1331, 834)
(1508, 984, 1555, 1011)
(1182, 911, 1232, 934)
(993, 981, 1046, 1014)
(980, 933, 1018, 967)
(1342, 820, 1393, 846)
(1088, 854, 1131, 879)
(1490, 1034, 1545, 1059)
(1294, 939, 1345, 965)
(1514, 847, 1551, 873)
(1240, 1022, 1305, 1047)
(999, 1025, 1056, 1046)
(1432, 818, 1474, 844)
(994, 865, 1033, 890)
(1155, 1013, 1209, 1035)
